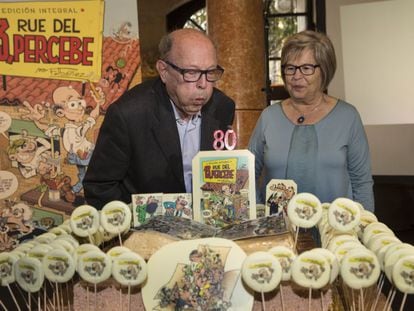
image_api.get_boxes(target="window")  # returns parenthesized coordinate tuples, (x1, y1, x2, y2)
(265, 0, 325, 104)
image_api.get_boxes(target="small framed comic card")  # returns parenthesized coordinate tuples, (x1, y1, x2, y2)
(265, 179, 297, 216)
(192, 150, 256, 228)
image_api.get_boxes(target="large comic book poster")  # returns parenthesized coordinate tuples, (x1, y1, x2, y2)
(0, 0, 141, 251)
(192, 150, 256, 228)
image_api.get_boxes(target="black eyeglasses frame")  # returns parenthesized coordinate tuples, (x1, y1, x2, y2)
(282, 64, 320, 76)
(163, 60, 224, 82)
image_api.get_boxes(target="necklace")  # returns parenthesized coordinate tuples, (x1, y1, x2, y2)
(290, 96, 325, 124)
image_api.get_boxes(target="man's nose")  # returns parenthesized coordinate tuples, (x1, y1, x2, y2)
(196, 73, 208, 88)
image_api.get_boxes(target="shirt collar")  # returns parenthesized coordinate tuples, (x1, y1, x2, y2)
(170, 100, 201, 124)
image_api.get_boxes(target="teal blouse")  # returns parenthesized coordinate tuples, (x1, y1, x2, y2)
(248, 100, 375, 211)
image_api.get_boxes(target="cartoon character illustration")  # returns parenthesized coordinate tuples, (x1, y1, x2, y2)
(48, 259, 69, 276)
(267, 183, 296, 215)
(155, 245, 232, 310)
(301, 263, 325, 281)
(7, 130, 52, 179)
(76, 215, 94, 230)
(134, 196, 147, 223)
(112, 21, 133, 42)
(251, 267, 274, 284)
(401, 270, 414, 286)
(85, 261, 106, 277)
(20, 85, 104, 194)
(175, 195, 191, 217)
(146, 196, 160, 217)
(21, 269, 36, 285)
(107, 210, 125, 226)
(295, 204, 317, 220)
(163, 201, 176, 217)
(221, 185, 235, 220)
(333, 209, 355, 226)
(104, 65, 126, 92)
(120, 263, 142, 280)
(0, 260, 13, 279)
(350, 262, 375, 279)
(0, 201, 33, 251)
(0, 201, 33, 235)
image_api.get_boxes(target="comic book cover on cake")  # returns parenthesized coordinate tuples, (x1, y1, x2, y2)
(192, 150, 256, 228)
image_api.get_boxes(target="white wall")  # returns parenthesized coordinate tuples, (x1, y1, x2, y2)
(327, 0, 414, 175)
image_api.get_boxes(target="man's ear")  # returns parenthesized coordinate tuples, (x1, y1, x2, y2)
(156, 60, 168, 82)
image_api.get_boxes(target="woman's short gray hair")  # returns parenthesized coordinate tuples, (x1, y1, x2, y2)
(281, 30, 336, 91)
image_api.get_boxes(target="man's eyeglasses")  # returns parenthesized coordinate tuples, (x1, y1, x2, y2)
(164, 60, 224, 82)
(282, 64, 320, 76)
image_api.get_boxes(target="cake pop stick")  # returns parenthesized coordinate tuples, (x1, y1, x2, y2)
(308, 287, 311, 311)
(0, 299, 7, 311)
(111, 251, 148, 311)
(370, 274, 384, 311)
(241, 252, 282, 311)
(399, 293, 408, 311)
(279, 281, 285, 311)
(382, 287, 395, 311)
(360, 288, 365, 311)
(320, 289, 325, 311)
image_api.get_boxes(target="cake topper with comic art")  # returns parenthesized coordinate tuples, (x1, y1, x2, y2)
(192, 150, 256, 228)
(265, 179, 297, 216)
(142, 237, 253, 310)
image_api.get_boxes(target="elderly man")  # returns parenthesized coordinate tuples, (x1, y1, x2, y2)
(83, 29, 235, 209)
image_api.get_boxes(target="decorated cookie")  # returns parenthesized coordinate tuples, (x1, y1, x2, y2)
(0, 252, 19, 286)
(107, 246, 133, 260)
(268, 245, 296, 281)
(56, 234, 80, 249)
(70, 204, 100, 237)
(14, 257, 44, 292)
(340, 248, 381, 289)
(328, 198, 360, 232)
(100, 200, 132, 234)
(313, 248, 339, 284)
(384, 247, 414, 282)
(383, 243, 414, 267)
(287, 193, 322, 228)
(241, 251, 282, 293)
(112, 251, 147, 286)
(49, 227, 68, 237)
(367, 233, 401, 254)
(34, 232, 57, 244)
(43, 249, 76, 283)
(27, 244, 53, 261)
(73, 244, 101, 268)
(392, 255, 414, 294)
(53, 238, 75, 255)
(333, 241, 364, 263)
(362, 222, 394, 246)
(356, 210, 378, 239)
(291, 250, 331, 289)
(77, 250, 112, 284)
(326, 234, 359, 253)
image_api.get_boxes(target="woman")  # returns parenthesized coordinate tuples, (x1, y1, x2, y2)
(248, 30, 374, 212)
